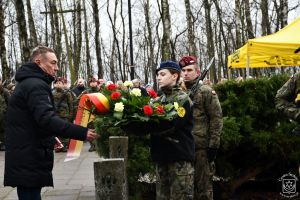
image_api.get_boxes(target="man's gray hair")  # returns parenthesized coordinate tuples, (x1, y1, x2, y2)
(30, 46, 55, 62)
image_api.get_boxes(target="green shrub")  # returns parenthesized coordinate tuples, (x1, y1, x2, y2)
(214, 74, 300, 181)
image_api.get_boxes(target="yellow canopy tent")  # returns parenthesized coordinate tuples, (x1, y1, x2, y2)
(228, 16, 300, 68)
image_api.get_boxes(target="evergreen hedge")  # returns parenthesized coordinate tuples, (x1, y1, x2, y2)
(214, 74, 300, 195)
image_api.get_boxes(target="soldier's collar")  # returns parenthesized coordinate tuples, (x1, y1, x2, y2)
(184, 77, 199, 89)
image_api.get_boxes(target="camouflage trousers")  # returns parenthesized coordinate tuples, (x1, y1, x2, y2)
(194, 149, 215, 200)
(156, 161, 194, 200)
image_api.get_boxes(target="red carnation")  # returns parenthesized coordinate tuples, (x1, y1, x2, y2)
(111, 91, 121, 100)
(156, 105, 164, 115)
(107, 84, 117, 91)
(147, 89, 157, 98)
(143, 105, 153, 116)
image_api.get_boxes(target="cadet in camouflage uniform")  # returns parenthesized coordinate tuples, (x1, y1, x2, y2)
(153, 61, 195, 200)
(52, 77, 74, 152)
(82, 77, 100, 152)
(275, 72, 300, 125)
(179, 56, 223, 200)
(0, 79, 10, 151)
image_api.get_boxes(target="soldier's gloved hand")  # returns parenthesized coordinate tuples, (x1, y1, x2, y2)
(207, 148, 218, 163)
(291, 125, 300, 136)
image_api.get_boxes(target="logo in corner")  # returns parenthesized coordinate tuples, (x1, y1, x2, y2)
(278, 172, 298, 198)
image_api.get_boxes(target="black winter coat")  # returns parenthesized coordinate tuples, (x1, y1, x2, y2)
(4, 62, 87, 187)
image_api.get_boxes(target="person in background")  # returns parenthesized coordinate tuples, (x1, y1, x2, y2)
(275, 72, 300, 135)
(72, 78, 86, 97)
(0, 78, 10, 151)
(98, 78, 106, 91)
(4, 46, 98, 200)
(52, 77, 74, 152)
(179, 56, 223, 200)
(82, 77, 100, 152)
(6, 82, 16, 96)
(132, 78, 149, 97)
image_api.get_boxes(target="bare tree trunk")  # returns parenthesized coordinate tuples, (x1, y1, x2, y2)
(26, 0, 38, 47)
(184, 0, 197, 55)
(280, 0, 288, 28)
(144, 0, 156, 90)
(107, 0, 117, 82)
(74, 0, 82, 79)
(49, 0, 62, 66)
(0, 1, 10, 80)
(107, 0, 122, 83)
(14, 0, 30, 62)
(245, 0, 260, 77)
(72, 0, 77, 76)
(160, 0, 171, 60)
(59, 0, 75, 83)
(260, 0, 271, 35)
(43, 0, 48, 46)
(92, 0, 103, 79)
(120, 0, 126, 81)
(203, 0, 217, 83)
(213, 0, 229, 79)
(234, 0, 245, 77)
(83, 0, 91, 77)
(244, 0, 254, 39)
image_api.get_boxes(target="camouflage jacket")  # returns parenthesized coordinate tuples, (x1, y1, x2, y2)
(185, 78, 223, 150)
(52, 88, 74, 122)
(275, 72, 300, 120)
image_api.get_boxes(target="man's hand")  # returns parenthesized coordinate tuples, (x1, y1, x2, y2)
(86, 129, 99, 141)
(54, 137, 64, 151)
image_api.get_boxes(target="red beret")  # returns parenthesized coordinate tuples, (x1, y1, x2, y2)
(89, 77, 100, 84)
(55, 77, 67, 84)
(179, 56, 197, 68)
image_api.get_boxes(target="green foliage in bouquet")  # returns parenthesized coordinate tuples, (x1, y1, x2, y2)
(214, 74, 300, 193)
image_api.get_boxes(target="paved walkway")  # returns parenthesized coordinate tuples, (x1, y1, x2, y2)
(0, 142, 100, 200)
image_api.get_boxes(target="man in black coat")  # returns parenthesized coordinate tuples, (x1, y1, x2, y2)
(4, 46, 98, 200)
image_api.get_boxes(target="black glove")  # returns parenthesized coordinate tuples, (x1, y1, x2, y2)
(291, 125, 300, 136)
(207, 148, 218, 163)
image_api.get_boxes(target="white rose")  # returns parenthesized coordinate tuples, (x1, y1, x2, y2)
(174, 102, 179, 110)
(130, 88, 141, 96)
(114, 102, 124, 112)
(124, 81, 133, 87)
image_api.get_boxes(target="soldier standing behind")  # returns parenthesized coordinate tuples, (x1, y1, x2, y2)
(52, 77, 74, 152)
(83, 77, 100, 152)
(6, 82, 16, 96)
(72, 78, 86, 97)
(275, 72, 300, 129)
(179, 56, 223, 200)
(0, 78, 10, 151)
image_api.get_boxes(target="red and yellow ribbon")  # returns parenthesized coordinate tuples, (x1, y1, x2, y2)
(64, 93, 109, 162)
